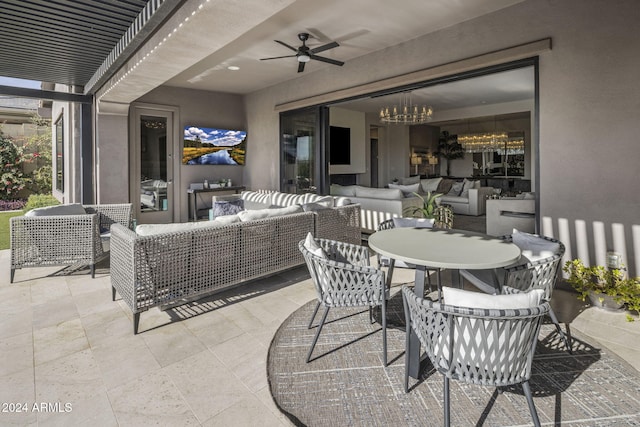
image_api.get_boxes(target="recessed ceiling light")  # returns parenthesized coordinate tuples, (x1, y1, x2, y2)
(227, 66, 240, 71)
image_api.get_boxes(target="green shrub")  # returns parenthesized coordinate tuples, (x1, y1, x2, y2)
(0, 132, 26, 200)
(23, 194, 60, 212)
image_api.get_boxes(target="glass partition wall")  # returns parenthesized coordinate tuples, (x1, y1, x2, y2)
(280, 107, 328, 194)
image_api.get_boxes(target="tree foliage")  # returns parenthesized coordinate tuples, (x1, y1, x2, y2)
(0, 129, 26, 200)
(437, 131, 465, 176)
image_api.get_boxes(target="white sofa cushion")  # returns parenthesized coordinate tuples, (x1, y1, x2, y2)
(388, 182, 420, 197)
(237, 205, 303, 221)
(334, 197, 352, 207)
(399, 176, 421, 185)
(355, 186, 404, 200)
(330, 184, 357, 197)
(439, 195, 468, 204)
(25, 203, 87, 217)
(420, 177, 443, 193)
(136, 220, 228, 236)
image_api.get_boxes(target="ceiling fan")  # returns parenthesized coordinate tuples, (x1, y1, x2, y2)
(260, 32, 344, 73)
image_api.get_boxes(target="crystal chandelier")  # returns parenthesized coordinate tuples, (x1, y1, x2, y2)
(458, 132, 509, 153)
(379, 92, 433, 125)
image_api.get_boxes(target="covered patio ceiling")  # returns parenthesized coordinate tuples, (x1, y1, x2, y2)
(0, 0, 183, 94)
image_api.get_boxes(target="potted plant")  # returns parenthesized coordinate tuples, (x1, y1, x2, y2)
(436, 131, 465, 177)
(403, 191, 442, 219)
(563, 259, 640, 321)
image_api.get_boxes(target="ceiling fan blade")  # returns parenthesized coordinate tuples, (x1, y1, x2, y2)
(297, 61, 306, 73)
(260, 54, 297, 61)
(274, 40, 298, 52)
(310, 41, 339, 54)
(310, 54, 344, 66)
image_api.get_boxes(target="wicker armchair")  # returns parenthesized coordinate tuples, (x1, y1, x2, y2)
(459, 234, 571, 352)
(10, 203, 132, 282)
(402, 286, 549, 427)
(299, 237, 388, 365)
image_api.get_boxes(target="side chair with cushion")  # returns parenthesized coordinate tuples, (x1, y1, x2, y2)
(402, 286, 549, 427)
(458, 230, 571, 352)
(299, 233, 388, 366)
(10, 203, 132, 282)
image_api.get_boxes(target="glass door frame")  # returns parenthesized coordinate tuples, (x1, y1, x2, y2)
(279, 106, 329, 195)
(129, 102, 181, 224)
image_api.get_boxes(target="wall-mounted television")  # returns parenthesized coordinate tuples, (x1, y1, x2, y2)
(183, 126, 247, 165)
(329, 126, 350, 165)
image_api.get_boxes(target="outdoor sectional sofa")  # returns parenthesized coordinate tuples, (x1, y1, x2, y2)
(110, 190, 360, 333)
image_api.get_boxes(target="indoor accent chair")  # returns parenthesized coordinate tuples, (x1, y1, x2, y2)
(299, 235, 388, 365)
(458, 231, 571, 352)
(402, 286, 550, 427)
(10, 203, 133, 282)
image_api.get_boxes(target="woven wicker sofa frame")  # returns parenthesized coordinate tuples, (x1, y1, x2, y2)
(110, 204, 361, 334)
(9, 204, 133, 283)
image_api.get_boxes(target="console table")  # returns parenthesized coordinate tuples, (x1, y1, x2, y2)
(187, 186, 245, 221)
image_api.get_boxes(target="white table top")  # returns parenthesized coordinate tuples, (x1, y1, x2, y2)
(368, 228, 521, 270)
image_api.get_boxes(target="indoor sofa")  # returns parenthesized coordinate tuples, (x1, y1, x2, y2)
(110, 193, 360, 333)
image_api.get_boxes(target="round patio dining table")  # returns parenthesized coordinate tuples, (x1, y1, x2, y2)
(368, 227, 522, 379)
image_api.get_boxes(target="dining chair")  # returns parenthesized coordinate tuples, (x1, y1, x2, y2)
(402, 285, 550, 427)
(299, 235, 388, 365)
(458, 231, 571, 352)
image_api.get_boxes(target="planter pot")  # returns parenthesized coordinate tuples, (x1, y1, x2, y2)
(588, 291, 625, 312)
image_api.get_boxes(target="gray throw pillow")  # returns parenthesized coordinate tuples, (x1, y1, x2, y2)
(447, 181, 464, 196)
(212, 199, 244, 218)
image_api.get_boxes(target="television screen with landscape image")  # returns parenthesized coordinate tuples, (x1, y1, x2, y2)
(183, 126, 247, 165)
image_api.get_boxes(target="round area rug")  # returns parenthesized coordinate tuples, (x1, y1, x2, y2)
(267, 291, 640, 426)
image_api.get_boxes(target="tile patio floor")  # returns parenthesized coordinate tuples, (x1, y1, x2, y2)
(1, 248, 638, 426)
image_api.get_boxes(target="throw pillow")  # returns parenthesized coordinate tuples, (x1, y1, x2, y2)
(388, 183, 420, 197)
(442, 286, 544, 310)
(511, 229, 561, 262)
(459, 179, 475, 198)
(334, 197, 352, 207)
(436, 178, 455, 195)
(420, 177, 443, 193)
(212, 199, 244, 218)
(302, 202, 330, 212)
(303, 232, 327, 258)
(392, 217, 434, 228)
(447, 181, 464, 196)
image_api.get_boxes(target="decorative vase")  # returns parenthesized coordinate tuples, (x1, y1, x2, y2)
(588, 291, 625, 312)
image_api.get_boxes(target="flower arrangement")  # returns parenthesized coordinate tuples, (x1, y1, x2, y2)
(563, 259, 640, 322)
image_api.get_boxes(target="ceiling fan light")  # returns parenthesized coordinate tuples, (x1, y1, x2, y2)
(297, 54, 311, 63)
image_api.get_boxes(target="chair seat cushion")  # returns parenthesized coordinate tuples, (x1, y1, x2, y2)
(442, 286, 543, 310)
(303, 232, 327, 258)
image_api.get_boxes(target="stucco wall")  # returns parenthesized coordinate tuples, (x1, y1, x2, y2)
(244, 0, 640, 275)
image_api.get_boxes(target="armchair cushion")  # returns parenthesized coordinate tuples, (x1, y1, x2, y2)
(512, 229, 561, 262)
(25, 203, 86, 217)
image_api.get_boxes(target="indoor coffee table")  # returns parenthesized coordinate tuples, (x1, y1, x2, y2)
(368, 227, 521, 378)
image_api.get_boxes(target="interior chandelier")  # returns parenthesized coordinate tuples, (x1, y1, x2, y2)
(459, 132, 525, 154)
(379, 92, 433, 125)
